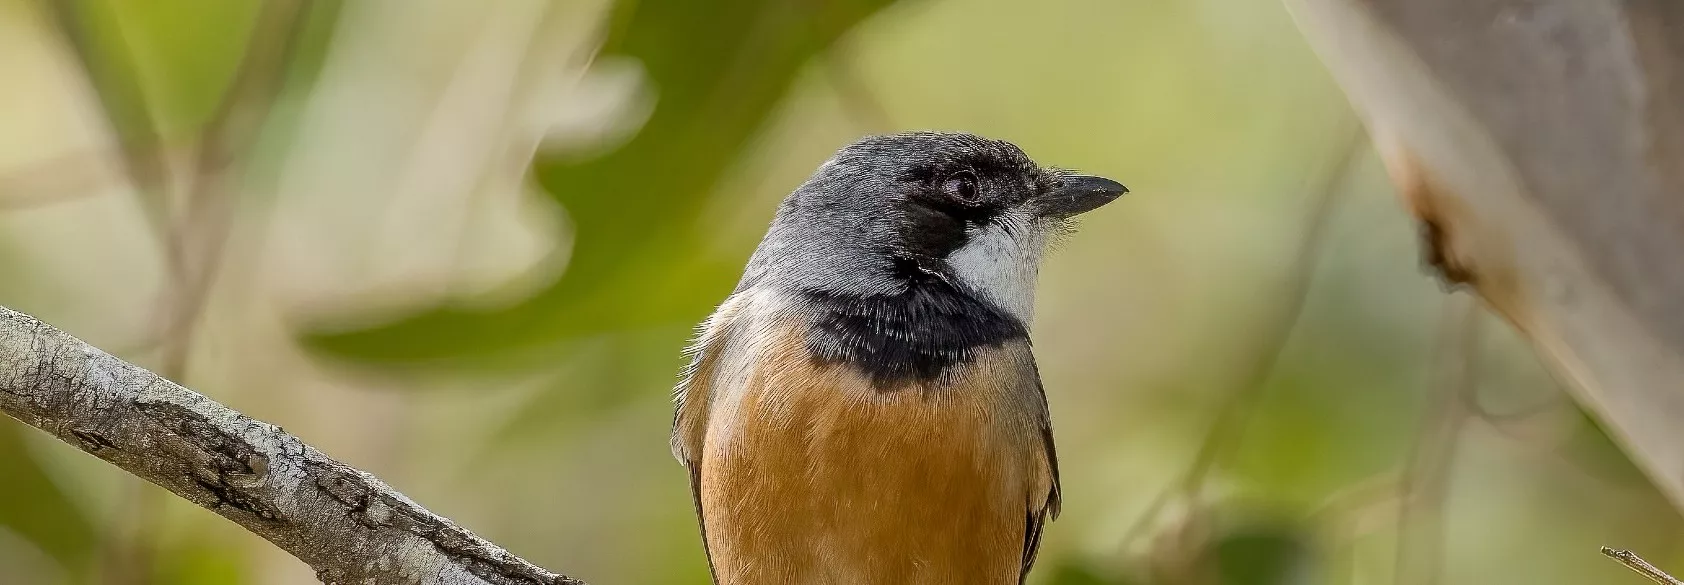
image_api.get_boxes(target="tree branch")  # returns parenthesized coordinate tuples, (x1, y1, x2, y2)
(1393, 295, 1481, 585)
(0, 306, 582, 585)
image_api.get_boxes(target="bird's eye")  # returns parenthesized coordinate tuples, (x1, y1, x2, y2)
(939, 171, 980, 204)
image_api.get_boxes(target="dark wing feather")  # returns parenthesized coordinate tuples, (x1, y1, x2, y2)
(686, 462, 719, 583)
(1022, 509, 1048, 584)
(1020, 424, 1062, 583)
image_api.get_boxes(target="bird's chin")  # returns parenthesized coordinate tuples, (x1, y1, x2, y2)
(1040, 217, 1079, 251)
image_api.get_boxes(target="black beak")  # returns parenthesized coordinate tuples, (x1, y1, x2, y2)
(1035, 174, 1128, 218)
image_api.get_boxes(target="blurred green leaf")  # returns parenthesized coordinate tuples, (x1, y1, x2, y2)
(1045, 560, 1136, 585)
(229, 0, 346, 193)
(102, 0, 263, 135)
(306, 0, 903, 365)
(149, 531, 247, 585)
(1211, 524, 1317, 585)
(0, 419, 96, 574)
(44, 0, 266, 144)
(39, 0, 177, 214)
(40, 0, 328, 235)
(276, 0, 343, 94)
(1231, 363, 1418, 506)
(489, 327, 689, 444)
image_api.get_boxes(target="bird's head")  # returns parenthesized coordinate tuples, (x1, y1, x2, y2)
(745, 131, 1125, 326)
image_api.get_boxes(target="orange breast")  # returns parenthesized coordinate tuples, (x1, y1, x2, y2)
(698, 331, 1045, 585)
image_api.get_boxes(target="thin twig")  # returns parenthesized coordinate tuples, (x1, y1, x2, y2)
(1604, 547, 1684, 585)
(1393, 295, 1482, 585)
(1117, 123, 1368, 552)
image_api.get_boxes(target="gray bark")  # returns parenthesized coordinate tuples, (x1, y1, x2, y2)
(1285, 0, 1684, 508)
(0, 306, 583, 585)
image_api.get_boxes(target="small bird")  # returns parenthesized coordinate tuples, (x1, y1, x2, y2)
(672, 131, 1125, 584)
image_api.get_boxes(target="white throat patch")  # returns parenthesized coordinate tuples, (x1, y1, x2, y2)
(944, 211, 1050, 325)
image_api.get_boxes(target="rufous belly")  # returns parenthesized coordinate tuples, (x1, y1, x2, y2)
(699, 345, 1042, 585)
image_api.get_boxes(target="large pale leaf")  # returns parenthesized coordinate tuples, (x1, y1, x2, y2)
(305, 0, 902, 364)
(1285, 0, 1684, 509)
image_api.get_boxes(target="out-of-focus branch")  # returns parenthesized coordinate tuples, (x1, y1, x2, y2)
(0, 147, 132, 211)
(0, 306, 583, 585)
(825, 45, 894, 132)
(1604, 547, 1684, 585)
(38, 0, 173, 233)
(157, 0, 315, 378)
(1393, 295, 1481, 585)
(1311, 472, 1406, 584)
(1118, 124, 1367, 553)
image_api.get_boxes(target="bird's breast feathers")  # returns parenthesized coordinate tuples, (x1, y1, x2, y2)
(672, 287, 1059, 585)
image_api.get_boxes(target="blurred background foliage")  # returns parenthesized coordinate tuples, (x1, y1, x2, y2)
(0, 0, 1678, 584)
